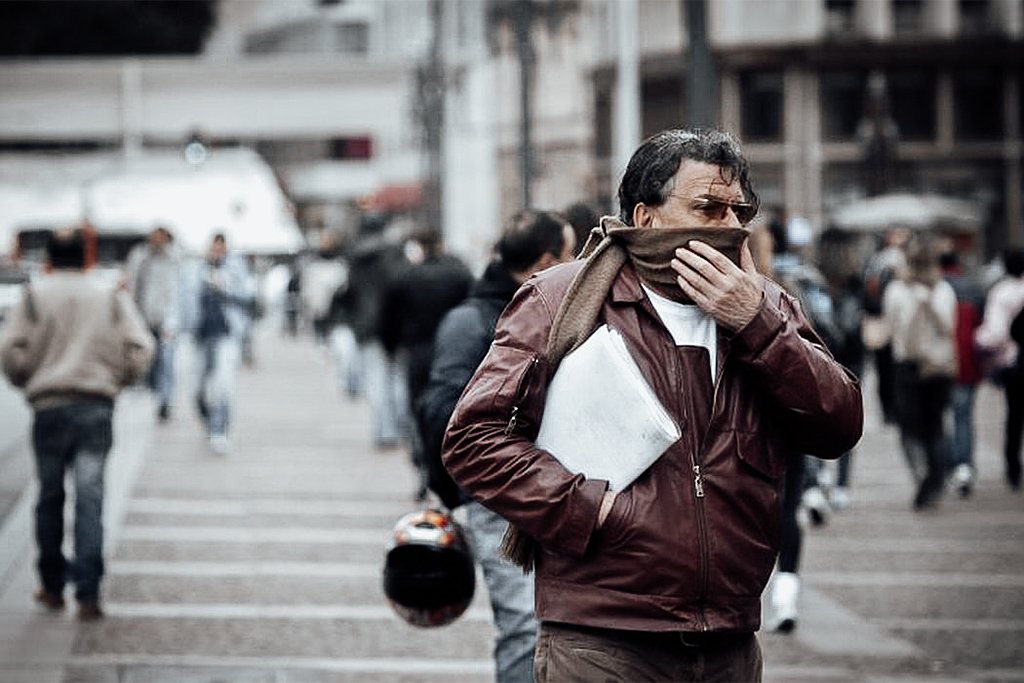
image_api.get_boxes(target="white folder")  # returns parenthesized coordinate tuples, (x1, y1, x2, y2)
(535, 325, 682, 491)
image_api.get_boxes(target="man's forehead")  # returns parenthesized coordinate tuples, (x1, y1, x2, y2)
(674, 160, 739, 193)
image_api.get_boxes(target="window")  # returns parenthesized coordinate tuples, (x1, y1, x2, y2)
(825, 0, 856, 38)
(959, 0, 996, 36)
(888, 69, 936, 141)
(330, 136, 373, 160)
(893, 0, 925, 36)
(335, 22, 368, 54)
(740, 70, 784, 141)
(953, 69, 1004, 140)
(641, 77, 685, 140)
(820, 70, 866, 141)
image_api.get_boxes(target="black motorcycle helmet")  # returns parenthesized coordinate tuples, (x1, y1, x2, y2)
(383, 508, 476, 627)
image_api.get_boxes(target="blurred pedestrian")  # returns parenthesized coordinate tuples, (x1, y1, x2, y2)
(325, 273, 362, 398)
(562, 201, 599, 257)
(862, 227, 910, 425)
(0, 228, 154, 621)
(443, 129, 862, 682)
(418, 209, 575, 682)
(190, 233, 256, 455)
(975, 247, 1024, 491)
(300, 239, 346, 346)
(829, 272, 866, 508)
(380, 226, 472, 497)
(342, 216, 411, 450)
(939, 250, 986, 497)
(883, 237, 956, 509)
(124, 225, 181, 422)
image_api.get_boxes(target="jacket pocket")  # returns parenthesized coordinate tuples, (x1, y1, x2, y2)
(456, 344, 546, 436)
(597, 486, 634, 548)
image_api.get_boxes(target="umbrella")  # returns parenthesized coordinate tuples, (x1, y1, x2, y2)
(830, 192, 982, 234)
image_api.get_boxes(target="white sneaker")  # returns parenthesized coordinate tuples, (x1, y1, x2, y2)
(830, 486, 852, 511)
(209, 434, 230, 456)
(801, 486, 831, 527)
(769, 572, 800, 633)
(952, 464, 974, 498)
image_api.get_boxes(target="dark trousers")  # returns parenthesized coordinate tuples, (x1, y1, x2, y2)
(777, 453, 806, 574)
(1002, 368, 1024, 487)
(32, 400, 114, 601)
(893, 363, 951, 508)
(534, 622, 762, 682)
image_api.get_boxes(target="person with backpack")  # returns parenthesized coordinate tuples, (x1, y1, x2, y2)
(417, 209, 576, 683)
(975, 247, 1024, 491)
(862, 227, 910, 425)
(883, 236, 957, 510)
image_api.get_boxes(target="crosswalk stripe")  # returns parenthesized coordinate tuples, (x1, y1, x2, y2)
(129, 498, 410, 516)
(876, 617, 1024, 631)
(67, 653, 493, 674)
(118, 526, 387, 543)
(808, 537, 1024, 554)
(102, 602, 492, 621)
(806, 571, 1024, 588)
(109, 560, 381, 577)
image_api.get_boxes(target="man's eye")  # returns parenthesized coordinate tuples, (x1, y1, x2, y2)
(694, 200, 726, 216)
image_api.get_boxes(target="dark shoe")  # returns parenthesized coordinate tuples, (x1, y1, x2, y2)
(157, 403, 170, 423)
(1008, 465, 1022, 492)
(76, 600, 104, 622)
(196, 394, 209, 423)
(34, 588, 65, 611)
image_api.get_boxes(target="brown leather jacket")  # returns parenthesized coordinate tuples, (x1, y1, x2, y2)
(443, 259, 863, 633)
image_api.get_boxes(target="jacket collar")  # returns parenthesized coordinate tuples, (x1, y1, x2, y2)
(609, 260, 647, 305)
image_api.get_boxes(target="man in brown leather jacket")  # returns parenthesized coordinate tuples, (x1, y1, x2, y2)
(442, 129, 863, 682)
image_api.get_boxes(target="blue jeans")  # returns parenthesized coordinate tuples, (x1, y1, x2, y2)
(32, 400, 113, 602)
(197, 336, 241, 437)
(362, 341, 408, 446)
(464, 502, 538, 683)
(946, 382, 976, 471)
(148, 331, 176, 410)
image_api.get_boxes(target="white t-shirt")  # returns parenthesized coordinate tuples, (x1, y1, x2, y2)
(642, 285, 718, 379)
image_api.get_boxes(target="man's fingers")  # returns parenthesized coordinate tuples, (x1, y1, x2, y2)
(739, 239, 758, 275)
(683, 240, 734, 273)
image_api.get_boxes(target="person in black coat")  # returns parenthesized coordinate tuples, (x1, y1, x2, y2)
(416, 209, 575, 683)
(380, 226, 473, 491)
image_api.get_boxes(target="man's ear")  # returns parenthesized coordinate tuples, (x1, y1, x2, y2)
(633, 203, 656, 228)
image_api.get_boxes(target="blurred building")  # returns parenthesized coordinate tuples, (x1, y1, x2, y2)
(1, 0, 1023, 264)
(459, 0, 1024, 259)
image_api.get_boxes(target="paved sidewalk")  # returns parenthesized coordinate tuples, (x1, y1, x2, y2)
(0, 328, 1021, 682)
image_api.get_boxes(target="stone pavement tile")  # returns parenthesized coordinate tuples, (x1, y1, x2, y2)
(65, 661, 493, 683)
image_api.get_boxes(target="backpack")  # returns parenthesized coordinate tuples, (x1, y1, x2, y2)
(904, 295, 956, 379)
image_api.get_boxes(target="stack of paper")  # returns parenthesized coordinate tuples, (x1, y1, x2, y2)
(535, 325, 681, 491)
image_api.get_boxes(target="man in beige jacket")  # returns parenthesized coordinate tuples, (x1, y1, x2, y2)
(0, 229, 154, 620)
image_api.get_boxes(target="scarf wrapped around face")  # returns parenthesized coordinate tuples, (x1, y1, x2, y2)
(500, 216, 750, 570)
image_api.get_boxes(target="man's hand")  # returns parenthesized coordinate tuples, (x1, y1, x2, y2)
(597, 490, 617, 528)
(670, 239, 764, 331)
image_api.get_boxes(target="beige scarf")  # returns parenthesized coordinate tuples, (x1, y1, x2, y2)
(502, 216, 749, 570)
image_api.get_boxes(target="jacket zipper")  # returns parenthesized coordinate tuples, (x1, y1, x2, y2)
(505, 356, 540, 435)
(694, 343, 728, 632)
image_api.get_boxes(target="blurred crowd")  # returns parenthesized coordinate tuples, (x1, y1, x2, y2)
(3, 191, 1024, 665)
